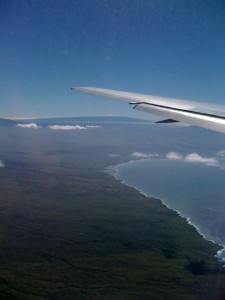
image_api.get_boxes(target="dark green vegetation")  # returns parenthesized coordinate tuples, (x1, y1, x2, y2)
(0, 119, 225, 299)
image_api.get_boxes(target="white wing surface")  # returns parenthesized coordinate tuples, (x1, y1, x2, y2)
(72, 87, 225, 134)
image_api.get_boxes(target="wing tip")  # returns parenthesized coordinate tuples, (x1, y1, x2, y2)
(71, 86, 83, 91)
(71, 86, 95, 92)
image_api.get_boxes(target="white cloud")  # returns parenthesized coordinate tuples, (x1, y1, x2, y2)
(166, 152, 183, 160)
(48, 125, 102, 130)
(0, 160, 5, 168)
(86, 125, 101, 128)
(166, 151, 219, 167)
(48, 125, 87, 130)
(131, 152, 159, 159)
(184, 153, 219, 167)
(16, 123, 41, 129)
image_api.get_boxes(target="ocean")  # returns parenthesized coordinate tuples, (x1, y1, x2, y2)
(107, 158, 225, 261)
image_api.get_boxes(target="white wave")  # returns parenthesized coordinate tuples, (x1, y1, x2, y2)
(216, 248, 225, 262)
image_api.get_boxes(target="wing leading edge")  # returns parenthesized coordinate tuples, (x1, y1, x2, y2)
(72, 87, 225, 134)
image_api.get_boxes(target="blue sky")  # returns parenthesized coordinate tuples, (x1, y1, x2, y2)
(1, 0, 225, 119)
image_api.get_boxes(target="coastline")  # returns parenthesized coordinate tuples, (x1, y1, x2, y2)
(105, 162, 225, 263)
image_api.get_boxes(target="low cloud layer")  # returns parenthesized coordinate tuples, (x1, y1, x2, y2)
(85, 125, 101, 129)
(16, 123, 41, 129)
(131, 152, 159, 159)
(48, 125, 101, 130)
(184, 153, 219, 167)
(131, 151, 220, 167)
(16, 123, 101, 130)
(131, 150, 225, 168)
(49, 125, 86, 130)
(166, 151, 219, 167)
(0, 160, 5, 168)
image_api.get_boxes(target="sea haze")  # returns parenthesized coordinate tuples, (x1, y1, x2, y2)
(108, 157, 225, 261)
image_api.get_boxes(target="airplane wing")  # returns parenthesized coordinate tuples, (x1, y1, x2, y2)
(72, 87, 225, 134)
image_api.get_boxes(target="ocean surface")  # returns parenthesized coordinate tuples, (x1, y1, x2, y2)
(108, 158, 225, 261)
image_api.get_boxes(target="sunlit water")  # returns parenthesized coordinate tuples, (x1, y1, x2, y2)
(107, 158, 225, 261)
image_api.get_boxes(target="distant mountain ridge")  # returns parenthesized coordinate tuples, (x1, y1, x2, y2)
(0, 118, 17, 126)
(27, 116, 149, 125)
(0, 116, 151, 127)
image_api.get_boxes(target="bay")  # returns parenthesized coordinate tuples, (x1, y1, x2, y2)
(108, 158, 225, 260)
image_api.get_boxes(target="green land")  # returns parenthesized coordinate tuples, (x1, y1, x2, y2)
(0, 121, 225, 299)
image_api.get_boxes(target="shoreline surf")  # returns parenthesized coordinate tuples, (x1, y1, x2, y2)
(105, 162, 225, 263)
